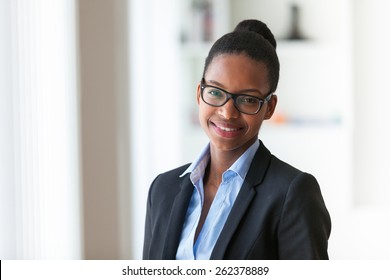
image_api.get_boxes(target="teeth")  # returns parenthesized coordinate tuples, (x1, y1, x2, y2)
(218, 126, 239, 132)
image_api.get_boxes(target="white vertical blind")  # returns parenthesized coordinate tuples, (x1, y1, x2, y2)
(0, 0, 81, 259)
(0, 0, 16, 259)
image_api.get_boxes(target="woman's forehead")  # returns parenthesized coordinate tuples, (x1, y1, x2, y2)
(204, 54, 270, 94)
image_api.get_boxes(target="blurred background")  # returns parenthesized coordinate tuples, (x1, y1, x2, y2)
(1, 0, 390, 260)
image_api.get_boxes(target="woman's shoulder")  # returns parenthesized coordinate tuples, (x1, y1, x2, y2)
(147, 163, 192, 202)
(253, 141, 311, 183)
(264, 154, 322, 201)
(269, 154, 303, 175)
(149, 163, 192, 193)
(268, 154, 317, 182)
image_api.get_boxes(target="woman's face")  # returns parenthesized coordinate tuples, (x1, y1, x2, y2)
(197, 53, 277, 154)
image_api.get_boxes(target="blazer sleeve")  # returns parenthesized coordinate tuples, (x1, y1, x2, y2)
(277, 172, 331, 259)
(142, 175, 158, 259)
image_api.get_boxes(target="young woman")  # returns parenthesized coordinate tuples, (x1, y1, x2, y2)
(143, 19, 331, 260)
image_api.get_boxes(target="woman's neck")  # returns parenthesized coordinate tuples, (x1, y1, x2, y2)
(205, 145, 244, 186)
(205, 136, 258, 186)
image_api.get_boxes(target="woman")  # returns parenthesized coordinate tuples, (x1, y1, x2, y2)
(143, 19, 331, 260)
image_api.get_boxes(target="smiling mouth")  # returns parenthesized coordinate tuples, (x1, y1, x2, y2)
(211, 121, 244, 136)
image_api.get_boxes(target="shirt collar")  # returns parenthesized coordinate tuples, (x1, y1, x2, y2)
(180, 143, 210, 184)
(180, 140, 260, 182)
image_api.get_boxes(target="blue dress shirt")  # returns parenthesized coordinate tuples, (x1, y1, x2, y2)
(175, 140, 260, 260)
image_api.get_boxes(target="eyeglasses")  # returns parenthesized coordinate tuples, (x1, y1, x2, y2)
(200, 79, 273, 115)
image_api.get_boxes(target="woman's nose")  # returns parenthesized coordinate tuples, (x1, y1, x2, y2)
(217, 98, 240, 119)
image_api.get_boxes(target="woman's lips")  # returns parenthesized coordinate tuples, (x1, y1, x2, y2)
(210, 121, 245, 138)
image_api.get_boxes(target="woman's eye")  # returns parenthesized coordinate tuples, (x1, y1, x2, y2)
(208, 89, 223, 97)
(240, 96, 258, 104)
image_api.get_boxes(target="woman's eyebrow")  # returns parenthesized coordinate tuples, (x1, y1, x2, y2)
(207, 79, 264, 96)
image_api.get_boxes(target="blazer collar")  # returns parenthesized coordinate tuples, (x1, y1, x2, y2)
(243, 140, 272, 186)
(210, 140, 272, 259)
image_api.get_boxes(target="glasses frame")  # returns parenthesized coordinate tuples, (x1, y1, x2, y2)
(200, 79, 273, 115)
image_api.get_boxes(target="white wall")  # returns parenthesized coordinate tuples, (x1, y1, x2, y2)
(344, 0, 390, 259)
(354, 0, 390, 206)
(129, 0, 183, 260)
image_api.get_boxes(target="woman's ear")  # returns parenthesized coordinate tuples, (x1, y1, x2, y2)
(264, 95, 277, 120)
(196, 83, 201, 105)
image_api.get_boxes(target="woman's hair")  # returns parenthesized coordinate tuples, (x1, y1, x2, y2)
(203, 19, 280, 93)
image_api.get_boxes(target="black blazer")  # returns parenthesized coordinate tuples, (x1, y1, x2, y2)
(143, 141, 331, 259)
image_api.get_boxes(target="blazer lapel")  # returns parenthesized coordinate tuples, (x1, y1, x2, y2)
(161, 175, 194, 259)
(210, 141, 272, 259)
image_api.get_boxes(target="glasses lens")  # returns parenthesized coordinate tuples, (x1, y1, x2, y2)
(236, 95, 261, 114)
(202, 86, 227, 106)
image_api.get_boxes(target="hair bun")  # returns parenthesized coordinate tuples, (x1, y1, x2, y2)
(234, 19, 277, 49)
